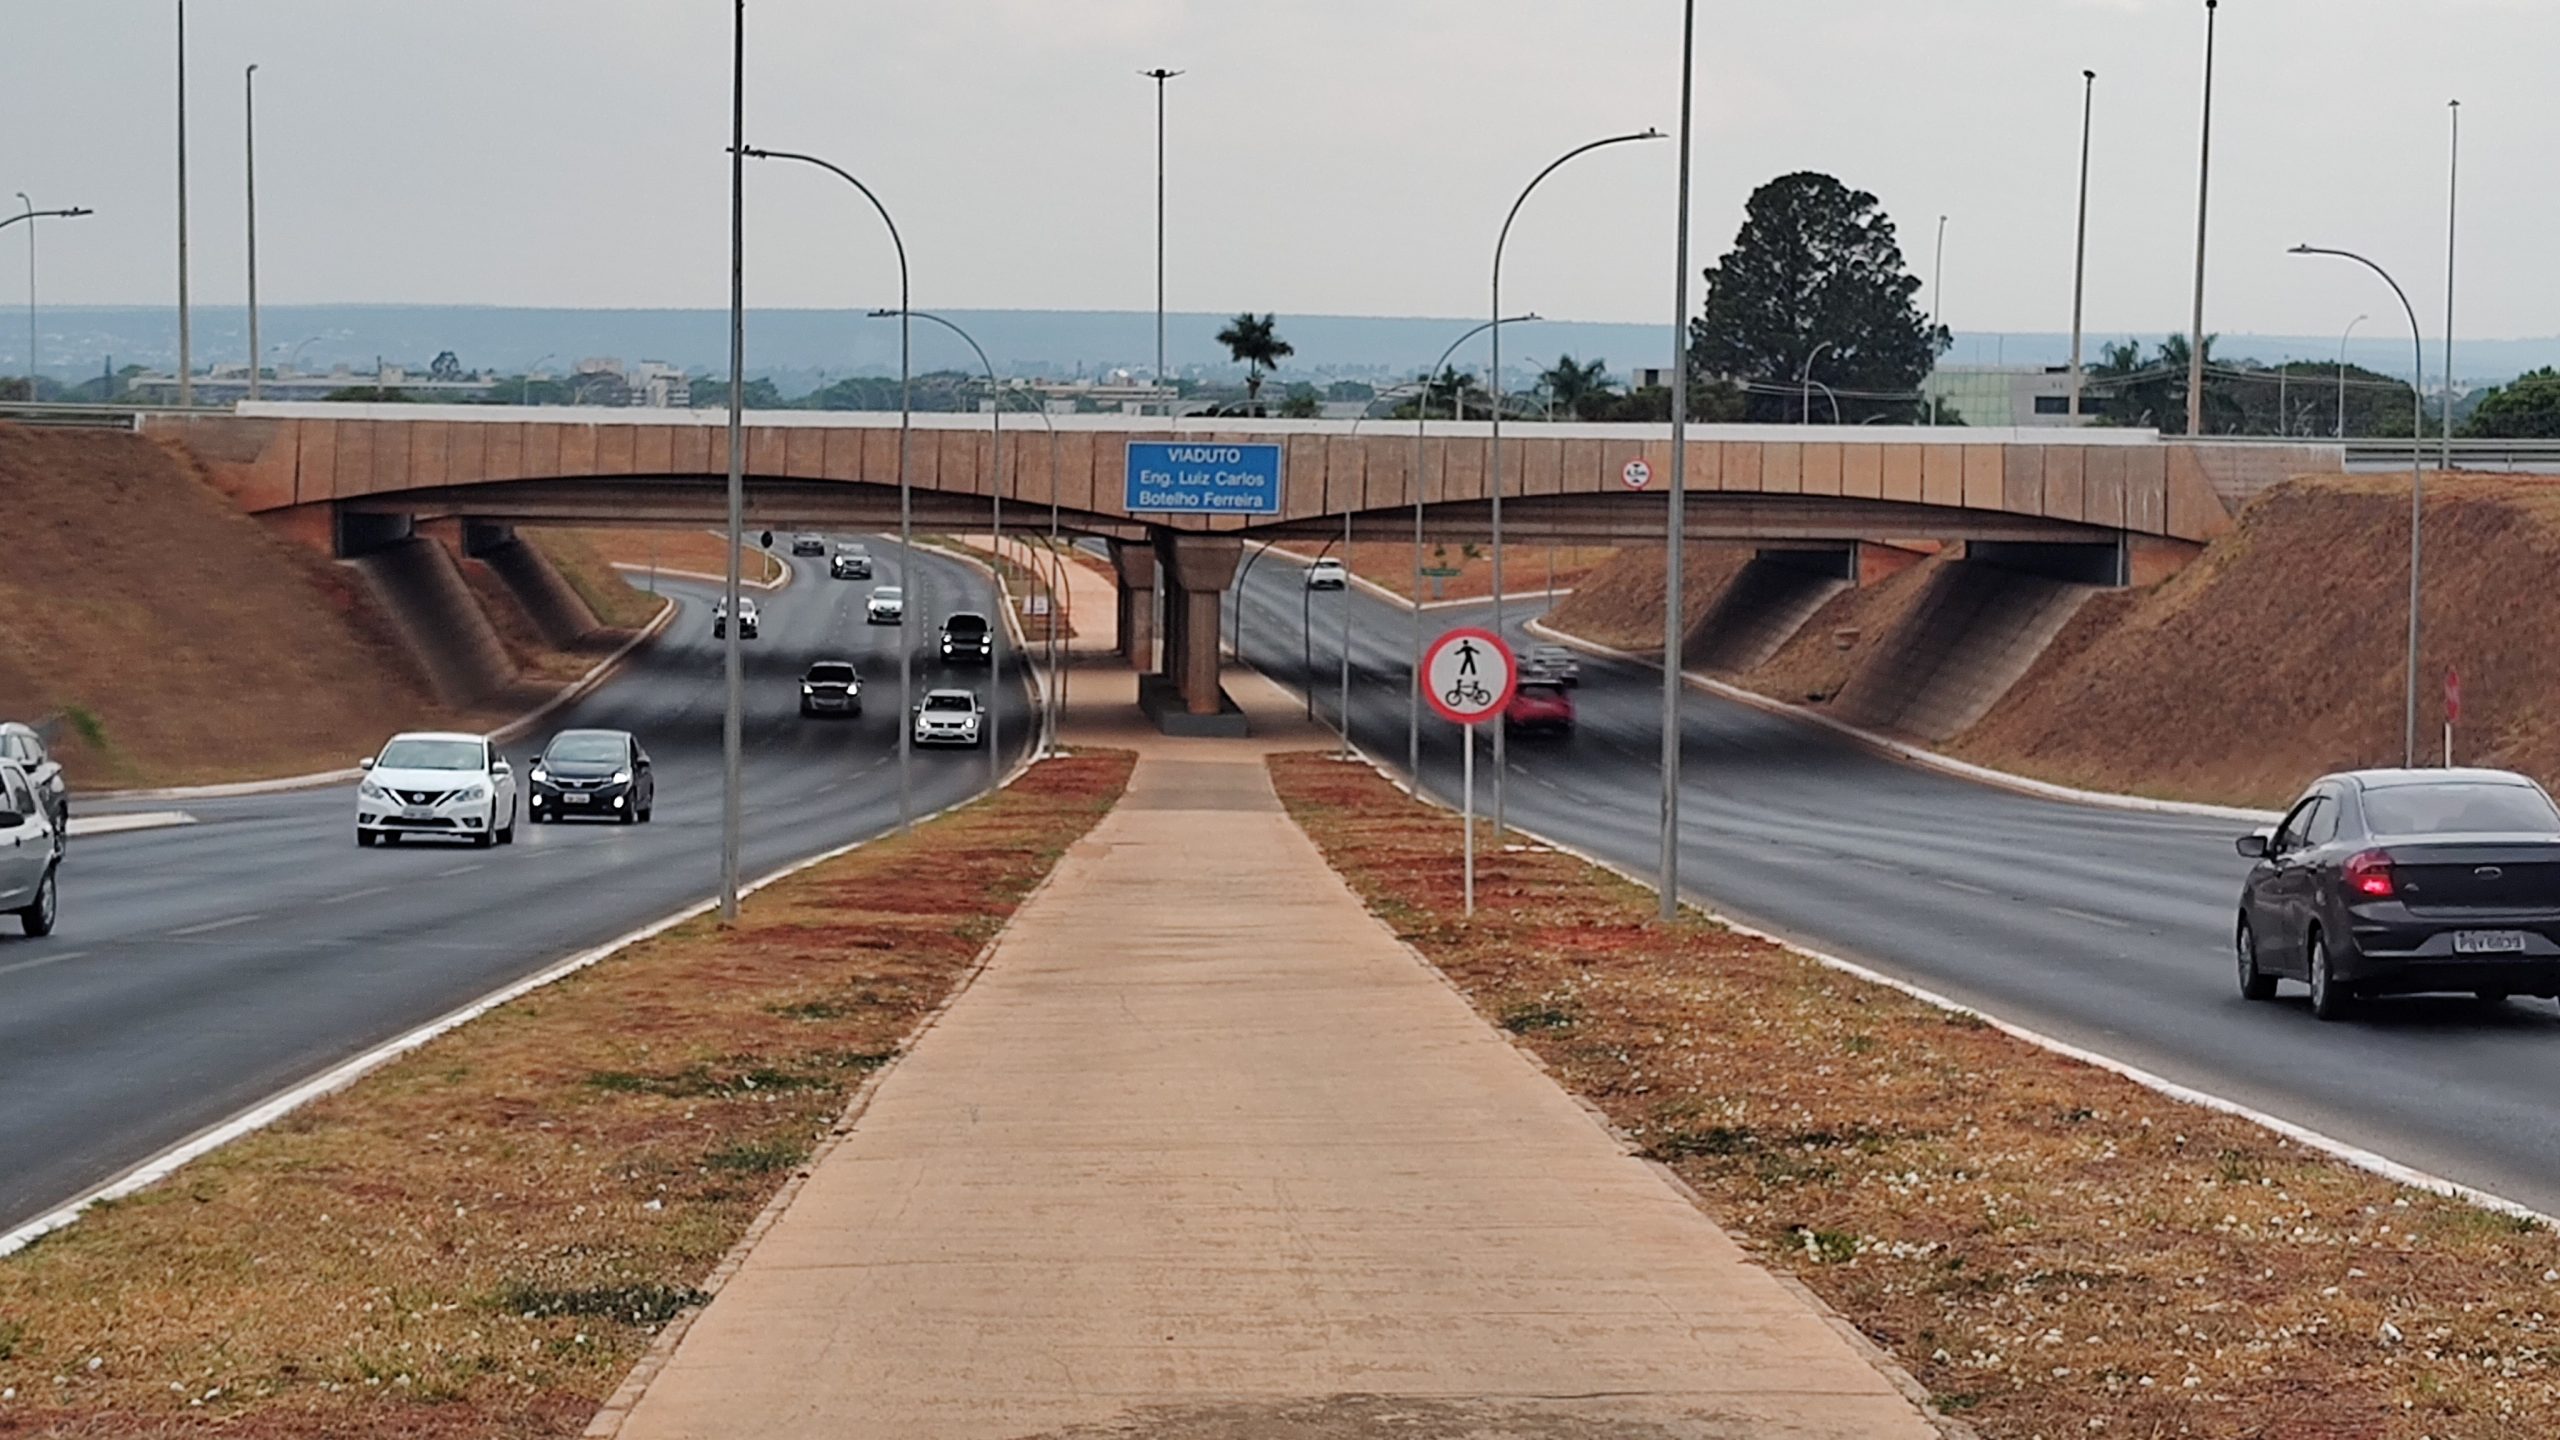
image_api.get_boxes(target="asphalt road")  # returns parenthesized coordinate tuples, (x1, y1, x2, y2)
(0, 539, 1034, 1234)
(1237, 561, 2560, 1214)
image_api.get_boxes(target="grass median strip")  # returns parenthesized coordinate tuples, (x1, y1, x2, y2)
(1268, 752, 2560, 1440)
(0, 751, 1132, 1439)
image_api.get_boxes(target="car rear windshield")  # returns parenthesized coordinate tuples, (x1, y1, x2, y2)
(924, 694, 974, 712)
(379, 738, 481, 770)
(806, 664, 857, 684)
(944, 615, 989, 634)
(544, 734, 625, 763)
(1517, 683, 1565, 700)
(2364, 782, 2560, 835)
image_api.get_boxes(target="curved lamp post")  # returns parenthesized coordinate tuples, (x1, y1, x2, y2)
(2290, 244, 2425, 766)
(1489, 129, 1663, 831)
(1798, 340, 1837, 426)
(4, 202, 91, 392)
(873, 307, 1009, 786)
(1412, 313, 1538, 781)
(2335, 314, 2367, 438)
(747, 145, 915, 831)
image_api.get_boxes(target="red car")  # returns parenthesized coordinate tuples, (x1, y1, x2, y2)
(1504, 680, 1575, 738)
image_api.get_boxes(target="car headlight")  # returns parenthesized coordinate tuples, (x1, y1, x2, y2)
(530, 766, 548, 783)
(801, 682, 815, 693)
(360, 781, 389, 801)
(612, 769, 632, 784)
(456, 784, 489, 803)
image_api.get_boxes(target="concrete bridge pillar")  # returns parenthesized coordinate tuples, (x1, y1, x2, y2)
(1136, 532, 1248, 736)
(1109, 540, 1157, 670)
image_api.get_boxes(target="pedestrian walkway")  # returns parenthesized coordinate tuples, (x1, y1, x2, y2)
(596, 678, 1940, 1439)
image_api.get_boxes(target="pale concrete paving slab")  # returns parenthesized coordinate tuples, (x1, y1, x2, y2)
(603, 675, 1942, 1440)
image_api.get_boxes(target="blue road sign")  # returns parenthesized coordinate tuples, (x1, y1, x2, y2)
(1124, 441, 1285, 515)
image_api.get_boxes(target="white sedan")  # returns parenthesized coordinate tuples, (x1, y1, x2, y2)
(357, 731, 518, 848)
(867, 586, 905, 625)
(1305, 557, 1349, 590)
(913, 689, 985, 748)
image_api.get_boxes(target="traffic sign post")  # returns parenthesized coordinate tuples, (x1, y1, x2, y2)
(1422, 627, 1516, 916)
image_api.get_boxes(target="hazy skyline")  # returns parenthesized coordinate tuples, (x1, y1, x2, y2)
(4, 2, 2554, 343)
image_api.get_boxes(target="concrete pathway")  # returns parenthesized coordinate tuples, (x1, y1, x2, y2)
(599, 680, 1940, 1439)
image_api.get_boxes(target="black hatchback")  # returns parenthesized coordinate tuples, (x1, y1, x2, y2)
(529, 728, 655, 825)
(2235, 768, 2560, 1019)
(939, 612, 992, 664)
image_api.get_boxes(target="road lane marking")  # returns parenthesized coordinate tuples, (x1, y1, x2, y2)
(435, 862, 485, 877)
(328, 885, 394, 903)
(2048, 904, 2130, 930)
(168, 913, 260, 937)
(0, 949, 88, 978)
(1935, 877, 1995, 897)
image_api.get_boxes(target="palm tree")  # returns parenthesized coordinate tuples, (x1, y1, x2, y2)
(1536, 355, 1613, 420)
(1214, 312, 1294, 414)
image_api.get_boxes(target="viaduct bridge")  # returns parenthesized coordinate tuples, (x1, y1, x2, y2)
(151, 404, 2339, 731)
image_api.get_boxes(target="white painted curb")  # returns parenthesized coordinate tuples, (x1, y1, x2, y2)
(1328, 741, 2554, 1230)
(1521, 618, 2284, 825)
(0, 741, 1052, 1260)
(64, 811, 195, 838)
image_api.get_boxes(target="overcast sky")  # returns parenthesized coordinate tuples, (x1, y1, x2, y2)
(4, 1, 2554, 340)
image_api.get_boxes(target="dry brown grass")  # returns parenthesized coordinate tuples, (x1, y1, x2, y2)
(0, 752, 1134, 1439)
(1270, 752, 2560, 1440)
(518, 531, 668, 632)
(1542, 544, 1757, 651)
(534, 528, 782, 590)
(1331, 540, 1619, 603)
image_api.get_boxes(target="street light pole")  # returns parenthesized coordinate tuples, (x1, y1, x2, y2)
(746, 145, 913, 830)
(877, 307, 1007, 788)
(2068, 69, 2096, 421)
(717, 0, 746, 923)
(2336, 313, 2366, 438)
(1410, 314, 1537, 782)
(2291, 244, 2424, 766)
(1141, 68, 1182, 410)
(1490, 127, 1662, 832)
(1797, 339, 1835, 426)
(4, 203, 93, 397)
(522, 351, 555, 407)
(1928, 214, 1947, 424)
(2185, 0, 2221, 437)
(1662, 0, 1698, 923)
(175, 0, 193, 406)
(244, 63, 260, 401)
(2442, 99, 2461, 469)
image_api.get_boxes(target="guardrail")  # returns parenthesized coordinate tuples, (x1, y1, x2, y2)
(2197, 434, 2560, 474)
(0, 402, 199, 430)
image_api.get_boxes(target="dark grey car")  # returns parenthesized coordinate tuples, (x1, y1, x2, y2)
(2235, 768, 2560, 1019)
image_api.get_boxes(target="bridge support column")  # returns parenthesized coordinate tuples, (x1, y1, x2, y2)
(1109, 540, 1157, 669)
(1136, 532, 1248, 737)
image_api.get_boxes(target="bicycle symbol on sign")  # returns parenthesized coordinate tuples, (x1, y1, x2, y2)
(1444, 676, 1493, 709)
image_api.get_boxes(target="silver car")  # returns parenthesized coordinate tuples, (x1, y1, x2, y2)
(0, 759, 62, 935)
(0, 721, 68, 854)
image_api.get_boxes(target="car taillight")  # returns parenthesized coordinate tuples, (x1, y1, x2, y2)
(2344, 849, 2395, 899)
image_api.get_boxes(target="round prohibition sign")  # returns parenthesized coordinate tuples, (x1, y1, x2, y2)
(1422, 626, 1517, 726)
(1621, 457, 1653, 490)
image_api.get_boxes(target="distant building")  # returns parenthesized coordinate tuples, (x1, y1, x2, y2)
(1028, 371, 1176, 415)
(1921, 365, 2091, 428)
(126, 363, 496, 404)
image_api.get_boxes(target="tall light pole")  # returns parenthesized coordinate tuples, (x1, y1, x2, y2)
(2068, 69, 2096, 421)
(1928, 214, 1947, 424)
(522, 351, 556, 407)
(2336, 313, 2366, 438)
(4, 202, 92, 394)
(1490, 127, 1662, 831)
(2441, 99, 2461, 469)
(877, 307, 1007, 787)
(244, 63, 260, 401)
(175, 0, 193, 406)
(2184, 0, 2221, 437)
(1411, 314, 1537, 781)
(1797, 339, 1835, 426)
(2291, 244, 2424, 767)
(717, 0, 746, 921)
(746, 145, 913, 830)
(1141, 67, 1182, 409)
(1662, 0, 1699, 923)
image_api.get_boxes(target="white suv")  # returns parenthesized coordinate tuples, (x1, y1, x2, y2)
(357, 732, 518, 848)
(913, 689, 985, 748)
(0, 759, 61, 935)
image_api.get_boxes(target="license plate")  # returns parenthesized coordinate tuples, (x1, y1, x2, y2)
(565, 793, 591, 804)
(2453, 930, 2528, 955)
(401, 806, 434, 820)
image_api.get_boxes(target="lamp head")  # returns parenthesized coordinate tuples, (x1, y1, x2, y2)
(867, 308, 900, 319)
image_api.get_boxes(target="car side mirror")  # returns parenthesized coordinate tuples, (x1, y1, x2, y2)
(2235, 831, 2269, 859)
(493, 759, 512, 775)
(359, 757, 374, 771)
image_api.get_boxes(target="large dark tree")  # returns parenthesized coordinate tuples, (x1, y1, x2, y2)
(2465, 367, 2560, 439)
(1688, 172, 1945, 424)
